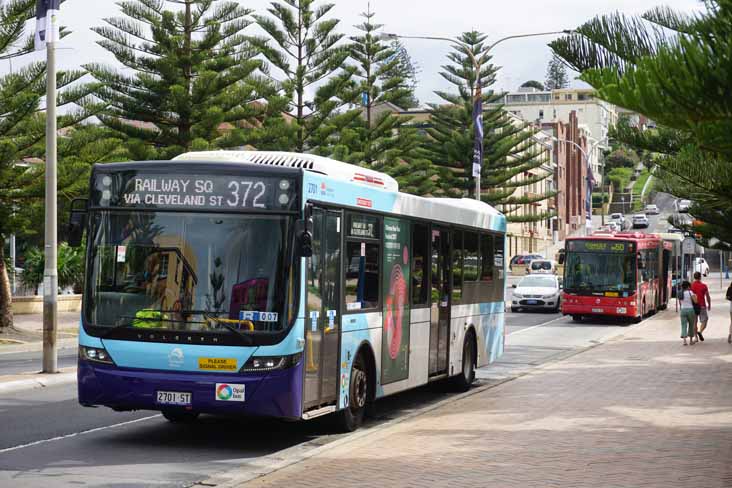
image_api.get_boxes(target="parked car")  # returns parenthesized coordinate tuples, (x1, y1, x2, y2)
(677, 199, 691, 213)
(694, 257, 710, 277)
(527, 259, 558, 275)
(644, 204, 660, 215)
(511, 274, 561, 312)
(509, 253, 543, 271)
(609, 212, 625, 229)
(632, 213, 649, 229)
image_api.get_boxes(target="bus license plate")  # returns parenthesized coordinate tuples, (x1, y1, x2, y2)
(592, 308, 604, 313)
(156, 391, 192, 406)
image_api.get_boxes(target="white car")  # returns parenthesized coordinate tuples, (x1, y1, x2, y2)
(609, 213, 625, 229)
(632, 213, 649, 228)
(644, 204, 660, 215)
(607, 221, 621, 232)
(677, 199, 691, 213)
(694, 257, 710, 277)
(511, 275, 561, 312)
(527, 259, 557, 275)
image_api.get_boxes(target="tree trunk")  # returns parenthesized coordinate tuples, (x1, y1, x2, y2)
(0, 242, 14, 332)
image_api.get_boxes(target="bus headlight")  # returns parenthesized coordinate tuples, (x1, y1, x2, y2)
(240, 353, 302, 373)
(79, 346, 115, 365)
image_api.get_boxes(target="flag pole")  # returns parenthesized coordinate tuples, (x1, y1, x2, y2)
(42, 38, 58, 374)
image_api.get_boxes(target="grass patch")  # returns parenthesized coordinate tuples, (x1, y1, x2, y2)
(633, 169, 651, 198)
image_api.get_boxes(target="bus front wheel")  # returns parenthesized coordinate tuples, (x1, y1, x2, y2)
(338, 353, 369, 432)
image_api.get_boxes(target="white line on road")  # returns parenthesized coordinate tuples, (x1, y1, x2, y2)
(0, 414, 160, 455)
(508, 315, 567, 336)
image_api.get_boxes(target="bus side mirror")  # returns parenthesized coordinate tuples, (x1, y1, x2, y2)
(297, 203, 314, 258)
(557, 249, 565, 265)
(68, 198, 88, 247)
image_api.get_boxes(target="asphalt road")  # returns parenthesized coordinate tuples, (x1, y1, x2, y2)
(0, 308, 634, 488)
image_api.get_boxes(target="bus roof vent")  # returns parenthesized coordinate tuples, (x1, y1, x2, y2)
(173, 150, 399, 192)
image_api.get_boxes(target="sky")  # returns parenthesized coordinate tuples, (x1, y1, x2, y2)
(5, 0, 702, 106)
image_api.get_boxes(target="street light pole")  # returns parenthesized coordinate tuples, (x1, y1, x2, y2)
(380, 29, 572, 201)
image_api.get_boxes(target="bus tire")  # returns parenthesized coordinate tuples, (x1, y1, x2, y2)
(571, 315, 582, 322)
(337, 353, 369, 432)
(161, 409, 199, 423)
(452, 332, 476, 392)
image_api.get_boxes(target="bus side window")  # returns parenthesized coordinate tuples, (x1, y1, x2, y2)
(344, 241, 380, 310)
(494, 235, 505, 302)
(452, 230, 463, 303)
(411, 223, 429, 307)
(479, 233, 494, 303)
(462, 231, 479, 304)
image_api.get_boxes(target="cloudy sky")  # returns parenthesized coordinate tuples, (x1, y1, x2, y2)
(8, 0, 701, 106)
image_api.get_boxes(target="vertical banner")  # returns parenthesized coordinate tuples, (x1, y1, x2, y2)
(381, 217, 410, 384)
(472, 95, 483, 178)
(35, 0, 61, 51)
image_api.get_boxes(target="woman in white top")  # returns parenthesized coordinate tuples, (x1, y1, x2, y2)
(678, 281, 698, 345)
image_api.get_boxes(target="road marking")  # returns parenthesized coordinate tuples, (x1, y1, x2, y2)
(0, 414, 160, 454)
(508, 315, 567, 336)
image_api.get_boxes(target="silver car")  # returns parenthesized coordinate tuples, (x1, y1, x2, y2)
(632, 213, 649, 228)
(511, 275, 561, 312)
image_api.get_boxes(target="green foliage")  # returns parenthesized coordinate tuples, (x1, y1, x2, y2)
(632, 169, 651, 197)
(544, 54, 569, 90)
(21, 243, 85, 294)
(426, 31, 555, 222)
(251, 0, 358, 153)
(550, 0, 732, 248)
(605, 146, 639, 170)
(607, 167, 633, 191)
(86, 0, 270, 159)
(520, 80, 545, 91)
(0, 0, 94, 328)
(591, 193, 609, 206)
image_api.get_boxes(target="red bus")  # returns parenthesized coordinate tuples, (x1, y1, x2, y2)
(560, 232, 672, 322)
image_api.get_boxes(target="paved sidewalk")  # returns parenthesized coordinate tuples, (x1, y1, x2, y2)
(239, 291, 732, 488)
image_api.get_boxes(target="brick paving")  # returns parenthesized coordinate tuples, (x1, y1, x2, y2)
(241, 291, 732, 488)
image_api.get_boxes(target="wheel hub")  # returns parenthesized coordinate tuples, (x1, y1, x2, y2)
(352, 369, 367, 408)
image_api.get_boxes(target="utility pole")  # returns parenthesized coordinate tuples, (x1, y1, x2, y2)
(43, 39, 58, 374)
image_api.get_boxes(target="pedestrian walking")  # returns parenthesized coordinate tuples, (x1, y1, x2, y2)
(678, 281, 698, 346)
(690, 271, 711, 341)
(726, 281, 732, 344)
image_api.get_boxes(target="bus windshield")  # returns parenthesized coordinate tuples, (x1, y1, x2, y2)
(564, 251, 636, 293)
(85, 211, 293, 334)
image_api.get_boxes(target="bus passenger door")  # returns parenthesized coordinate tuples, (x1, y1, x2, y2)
(304, 208, 342, 410)
(429, 228, 451, 376)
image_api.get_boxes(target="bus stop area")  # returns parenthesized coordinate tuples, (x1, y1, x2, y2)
(222, 288, 732, 488)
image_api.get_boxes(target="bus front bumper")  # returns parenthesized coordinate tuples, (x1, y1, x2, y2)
(561, 302, 639, 318)
(77, 360, 303, 419)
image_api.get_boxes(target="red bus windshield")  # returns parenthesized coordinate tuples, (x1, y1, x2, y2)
(564, 248, 636, 294)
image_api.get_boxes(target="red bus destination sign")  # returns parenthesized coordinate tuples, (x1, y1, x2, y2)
(568, 240, 634, 253)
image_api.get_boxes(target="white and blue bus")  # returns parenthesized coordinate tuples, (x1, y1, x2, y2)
(71, 151, 507, 430)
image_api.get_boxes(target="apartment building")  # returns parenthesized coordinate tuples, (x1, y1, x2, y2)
(490, 87, 617, 182)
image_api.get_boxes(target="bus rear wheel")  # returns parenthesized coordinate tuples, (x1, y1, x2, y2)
(337, 353, 369, 432)
(161, 409, 199, 423)
(571, 315, 582, 322)
(452, 333, 476, 392)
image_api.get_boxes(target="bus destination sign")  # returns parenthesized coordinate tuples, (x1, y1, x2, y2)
(569, 240, 632, 253)
(97, 173, 296, 211)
